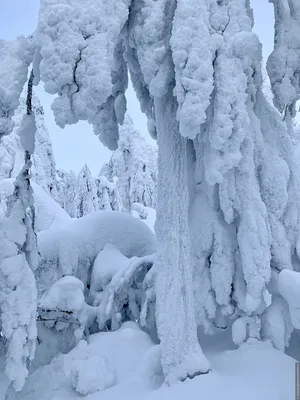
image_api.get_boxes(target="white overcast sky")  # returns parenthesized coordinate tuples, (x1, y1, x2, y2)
(1, 0, 274, 174)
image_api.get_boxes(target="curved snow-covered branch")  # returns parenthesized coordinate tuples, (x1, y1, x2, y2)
(97, 253, 156, 331)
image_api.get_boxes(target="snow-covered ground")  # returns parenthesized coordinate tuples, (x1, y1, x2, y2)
(4, 322, 296, 400)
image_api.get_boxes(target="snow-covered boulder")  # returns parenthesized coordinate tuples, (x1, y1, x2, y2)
(37, 211, 157, 293)
(0, 178, 70, 232)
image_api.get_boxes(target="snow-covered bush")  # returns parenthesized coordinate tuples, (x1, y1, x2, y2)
(37, 210, 156, 295)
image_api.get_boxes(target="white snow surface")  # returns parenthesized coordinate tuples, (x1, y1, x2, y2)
(5, 323, 295, 400)
(0, 178, 70, 231)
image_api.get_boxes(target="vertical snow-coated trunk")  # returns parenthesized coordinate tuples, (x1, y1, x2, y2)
(0, 70, 38, 391)
(154, 92, 210, 384)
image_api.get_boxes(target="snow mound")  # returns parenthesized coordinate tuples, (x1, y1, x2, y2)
(37, 211, 157, 291)
(6, 328, 295, 400)
(40, 276, 85, 313)
(7, 322, 153, 400)
(0, 178, 70, 231)
(70, 355, 116, 395)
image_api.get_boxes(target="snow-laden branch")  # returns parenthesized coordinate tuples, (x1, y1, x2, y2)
(97, 253, 156, 331)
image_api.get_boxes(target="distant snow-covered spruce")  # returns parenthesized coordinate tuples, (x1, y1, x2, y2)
(101, 115, 157, 212)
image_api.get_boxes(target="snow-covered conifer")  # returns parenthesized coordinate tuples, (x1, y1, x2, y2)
(106, 115, 157, 212)
(75, 164, 97, 218)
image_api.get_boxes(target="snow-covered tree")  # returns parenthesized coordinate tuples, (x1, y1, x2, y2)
(95, 175, 121, 211)
(75, 164, 97, 218)
(1, 0, 298, 386)
(104, 115, 157, 212)
(0, 70, 38, 391)
(0, 90, 59, 200)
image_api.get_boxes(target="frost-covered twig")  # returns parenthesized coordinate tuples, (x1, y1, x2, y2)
(97, 254, 156, 330)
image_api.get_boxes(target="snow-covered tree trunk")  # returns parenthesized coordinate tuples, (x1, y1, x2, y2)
(0, 70, 38, 391)
(154, 93, 210, 384)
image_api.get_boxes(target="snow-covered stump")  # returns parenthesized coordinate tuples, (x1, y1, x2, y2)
(154, 94, 210, 385)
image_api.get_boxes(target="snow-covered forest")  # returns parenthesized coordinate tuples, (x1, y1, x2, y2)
(0, 0, 300, 399)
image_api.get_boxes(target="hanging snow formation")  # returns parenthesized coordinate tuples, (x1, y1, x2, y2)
(35, 0, 130, 149)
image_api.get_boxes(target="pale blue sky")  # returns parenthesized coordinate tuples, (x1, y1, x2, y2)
(1, 0, 274, 174)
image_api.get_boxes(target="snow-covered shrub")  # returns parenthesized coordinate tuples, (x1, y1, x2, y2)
(37, 210, 156, 295)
